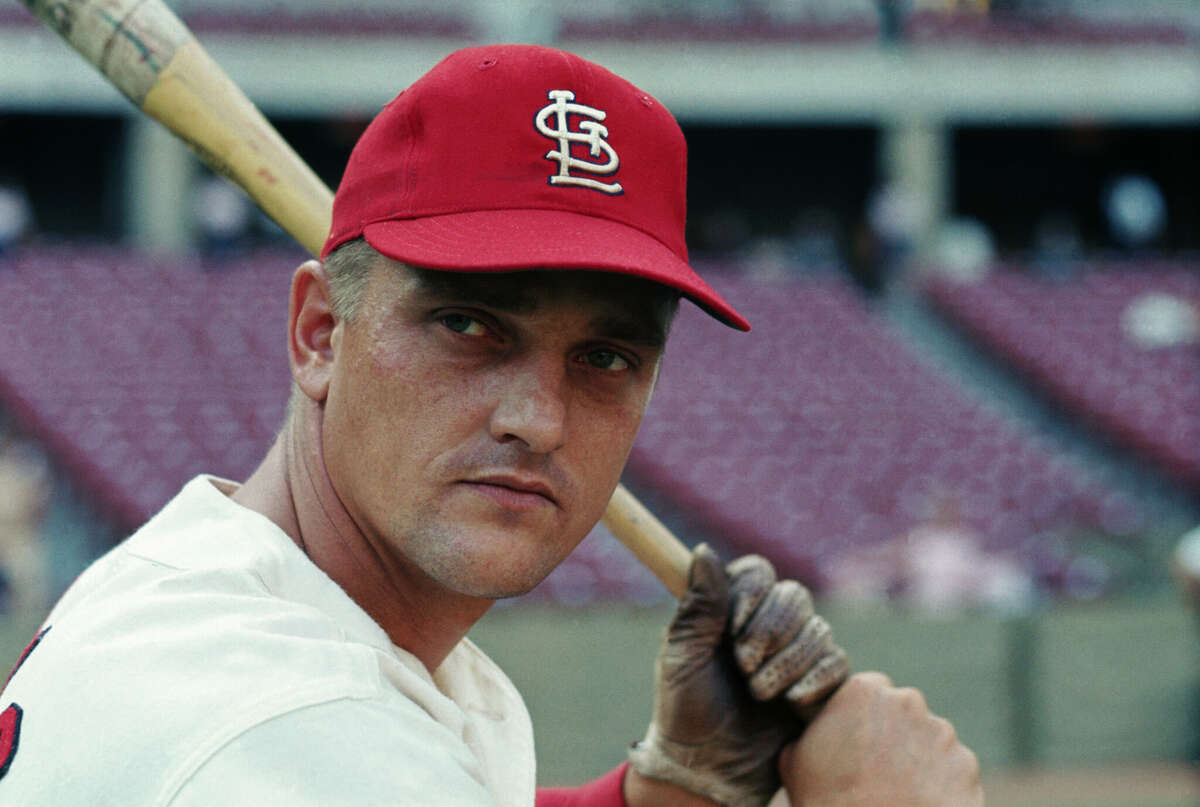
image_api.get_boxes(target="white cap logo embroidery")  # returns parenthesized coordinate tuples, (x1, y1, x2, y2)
(535, 90, 623, 195)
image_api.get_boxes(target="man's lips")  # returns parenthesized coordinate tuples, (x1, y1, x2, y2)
(460, 474, 560, 510)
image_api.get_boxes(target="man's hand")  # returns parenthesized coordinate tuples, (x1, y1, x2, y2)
(628, 544, 848, 807)
(779, 672, 984, 807)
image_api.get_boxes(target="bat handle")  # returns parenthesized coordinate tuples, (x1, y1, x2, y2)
(604, 485, 850, 720)
(602, 484, 692, 599)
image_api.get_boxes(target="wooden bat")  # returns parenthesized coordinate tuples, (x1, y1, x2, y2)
(22, 0, 694, 598)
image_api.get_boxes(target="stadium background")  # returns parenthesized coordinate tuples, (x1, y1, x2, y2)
(1, 1, 1199, 804)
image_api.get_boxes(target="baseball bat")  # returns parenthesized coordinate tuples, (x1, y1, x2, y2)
(22, 0, 693, 599)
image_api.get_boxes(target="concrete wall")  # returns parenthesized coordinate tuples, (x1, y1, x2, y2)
(469, 595, 1198, 785)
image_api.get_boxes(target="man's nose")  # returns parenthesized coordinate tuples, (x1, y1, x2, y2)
(488, 354, 568, 455)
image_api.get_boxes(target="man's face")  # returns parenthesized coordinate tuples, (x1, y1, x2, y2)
(319, 257, 675, 599)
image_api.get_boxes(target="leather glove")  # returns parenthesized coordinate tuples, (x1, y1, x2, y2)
(628, 544, 849, 807)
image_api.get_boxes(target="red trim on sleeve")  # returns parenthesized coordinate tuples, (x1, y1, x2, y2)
(535, 762, 628, 807)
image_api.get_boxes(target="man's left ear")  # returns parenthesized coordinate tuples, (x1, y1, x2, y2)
(287, 260, 339, 403)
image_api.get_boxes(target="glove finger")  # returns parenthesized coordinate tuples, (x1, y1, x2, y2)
(733, 579, 814, 676)
(726, 554, 775, 636)
(785, 645, 851, 711)
(670, 543, 730, 647)
(747, 615, 833, 701)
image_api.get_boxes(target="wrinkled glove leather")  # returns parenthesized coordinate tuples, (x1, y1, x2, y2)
(628, 544, 849, 807)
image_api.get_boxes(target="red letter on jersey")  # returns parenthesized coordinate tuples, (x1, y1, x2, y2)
(0, 703, 22, 778)
(0, 626, 48, 780)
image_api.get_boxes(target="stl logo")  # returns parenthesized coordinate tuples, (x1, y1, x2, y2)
(534, 90, 623, 195)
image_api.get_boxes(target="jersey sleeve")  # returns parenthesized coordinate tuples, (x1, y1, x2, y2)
(168, 696, 499, 807)
(535, 763, 628, 807)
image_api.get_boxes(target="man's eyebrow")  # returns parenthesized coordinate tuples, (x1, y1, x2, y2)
(588, 313, 669, 348)
(409, 270, 541, 314)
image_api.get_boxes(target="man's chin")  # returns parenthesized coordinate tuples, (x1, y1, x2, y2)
(443, 556, 564, 601)
(410, 537, 567, 601)
(407, 509, 591, 599)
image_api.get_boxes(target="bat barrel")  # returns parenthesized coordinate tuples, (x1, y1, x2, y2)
(22, 0, 190, 106)
(141, 41, 333, 256)
(23, 0, 333, 255)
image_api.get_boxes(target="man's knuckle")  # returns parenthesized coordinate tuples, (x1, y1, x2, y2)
(776, 578, 811, 604)
(846, 670, 890, 694)
(749, 663, 785, 701)
(857, 670, 889, 686)
(728, 554, 774, 581)
(803, 614, 832, 643)
(932, 714, 957, 743)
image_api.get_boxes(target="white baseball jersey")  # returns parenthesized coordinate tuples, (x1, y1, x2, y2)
(0, 475, 537, 806)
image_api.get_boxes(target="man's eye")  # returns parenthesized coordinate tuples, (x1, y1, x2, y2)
(584, 350, 630, 371)
(440, 314, 487, 336)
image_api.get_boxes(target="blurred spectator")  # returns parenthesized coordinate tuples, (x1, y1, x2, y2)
(743, 237, 793, 281)
(902, 499, 1033, 614)
(193, 176, 253, 260)
(0, 435, 52, 617)
(0, 183, 34, 257)
(826, 496, 1034, 614)
(861, 181, 930, 294)
(1174, 524, 1200, 762)
(1174, 524, 1200, 612)
(1032, 210, 1083, 281)
(789, 206, 843, 268)
(927, 217, 994, 284)
(1120, 291, 1200, 350)
(1104, 173, 1166, 250)
(869, 182, 927, 251)
(825, 539, 906, 605)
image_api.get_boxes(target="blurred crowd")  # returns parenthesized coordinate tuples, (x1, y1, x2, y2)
(0, 429, 51, 618)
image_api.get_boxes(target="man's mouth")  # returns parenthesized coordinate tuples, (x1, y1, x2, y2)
(460, 474, 560, 510)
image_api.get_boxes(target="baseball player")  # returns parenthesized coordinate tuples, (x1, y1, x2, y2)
(0, 45, 981, 806)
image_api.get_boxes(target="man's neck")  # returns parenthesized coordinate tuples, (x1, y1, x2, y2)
(231, 399, 491, 674)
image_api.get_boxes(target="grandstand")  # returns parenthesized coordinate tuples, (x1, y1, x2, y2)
(0, 0, 1198, 794)
(628, 270, 1147, 588)
(927, 264, 1200, 490)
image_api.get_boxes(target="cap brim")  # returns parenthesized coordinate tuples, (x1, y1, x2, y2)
(361, 209, 750, 331)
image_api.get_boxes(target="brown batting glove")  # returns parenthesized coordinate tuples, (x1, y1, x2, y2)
(628, 544, 849, 807)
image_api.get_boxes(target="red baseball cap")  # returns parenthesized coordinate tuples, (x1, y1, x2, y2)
(321, 44, 750, 331)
